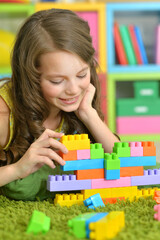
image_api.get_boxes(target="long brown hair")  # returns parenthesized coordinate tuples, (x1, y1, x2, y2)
(1, 9, 103, 164)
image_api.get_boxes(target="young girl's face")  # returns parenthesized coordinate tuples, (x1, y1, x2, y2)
(39, 50, 91, 114)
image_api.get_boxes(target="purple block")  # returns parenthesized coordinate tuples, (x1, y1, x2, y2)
(129, 142, 143, 157)
(77, 149, 90, 160)
(47, 174, 91, 192)
(131, 168, 160, 186)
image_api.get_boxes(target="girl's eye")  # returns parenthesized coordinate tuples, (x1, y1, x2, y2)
(78, 73, 87, 79)
(50, 80, 63, 84)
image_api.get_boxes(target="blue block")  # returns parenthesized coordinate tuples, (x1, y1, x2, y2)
(60, 159, 104, 171)
(83, 193, 105, 210)
(86, 213, 108, 238)
(105, 169, 120, 180)
(120, 156, 156, 167)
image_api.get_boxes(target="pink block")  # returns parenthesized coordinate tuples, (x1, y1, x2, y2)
(91, 177, 131, 189)
(129, 142, 143, 156)
(154, 204, 160, 221)
(117, 116, 160, 134)
(77, 149, 90, 160)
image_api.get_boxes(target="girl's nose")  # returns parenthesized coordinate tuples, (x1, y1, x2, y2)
(65, 79, 79, 95)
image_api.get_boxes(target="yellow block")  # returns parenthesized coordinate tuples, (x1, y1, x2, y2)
(60, 134, 90, 150)
(54, 193, 84, 207)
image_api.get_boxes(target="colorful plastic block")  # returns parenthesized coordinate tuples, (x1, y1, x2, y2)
(86, 213, 108, 238)
(89, 211, 125, 240)
(54, 193, 84, 207)
(90, 143, 104, 159)
(59, 150, 77, 161)
(104, 153, 120, 170)
(131, 169, 160, 186)
(120, 166, 144, 177)
(91, 177, 131, 189)
(154, 204, 160, 221)
(104, 197, 125, 204)
(75, 169, 104, 180)
(141, 141, 156, 156)
(47, 174, 91, 192)
(68, 213, 96, 238)
(129, 142, 143, 156)
(153, 190, 160, 204)
(77, 149, 90, 160)
(136, 188, 160, 200)
(26, 210, 50, 235)
(120, 156, 156, 167)
(113, 142, 130, 157)
(60, 158, 104, 171)
(105, 169, 120, 180)
(60, 134, 90, 150)
(83, 193, 105, 210)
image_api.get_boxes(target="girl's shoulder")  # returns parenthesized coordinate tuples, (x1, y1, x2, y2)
(0, 96, 10, 149)
(0, 96, 10, 113)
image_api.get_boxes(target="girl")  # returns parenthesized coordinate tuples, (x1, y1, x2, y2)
(0, 9, 119, 200)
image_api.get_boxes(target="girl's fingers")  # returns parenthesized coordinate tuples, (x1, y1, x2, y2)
(38, 156, 56, 169)
(34, 137, 68, 154)
(38, 148, 66, 166)
(36, 129, 64, 142)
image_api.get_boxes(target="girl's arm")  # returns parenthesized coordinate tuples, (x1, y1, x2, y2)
(75, 84, 120, 153)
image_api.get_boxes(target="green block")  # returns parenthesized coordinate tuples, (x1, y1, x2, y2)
(90, 143, 104, 159)
(116, 98, 160, 116)
(68, 213, 96, 238)
(104, 153, 120, 170)
(26, 210, 50, 235)
(134, 81, 159, 99)
(113, 142, 130, 157)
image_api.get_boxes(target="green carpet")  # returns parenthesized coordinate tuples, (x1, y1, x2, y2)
(0, 195, 160, 240)
(0, 163, 160, 240)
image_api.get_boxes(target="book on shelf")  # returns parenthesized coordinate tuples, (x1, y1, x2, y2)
(155, 25, 160, 65)
(128, 25, 143, 65)
(134, 26, 148, 64)
(113, 22, 128, 65)
(119, 24, 137, 65)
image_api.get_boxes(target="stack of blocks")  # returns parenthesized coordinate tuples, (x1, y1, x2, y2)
(68, 211, 125, 239)
(47, 134, 158, 206)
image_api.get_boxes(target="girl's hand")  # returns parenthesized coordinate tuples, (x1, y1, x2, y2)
(14, 129, 68, 179)
(75, 83, 96, 122)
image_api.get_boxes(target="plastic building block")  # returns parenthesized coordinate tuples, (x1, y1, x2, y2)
(47, 174, 91, 192)
(60, 134, 90, 150)
(129, 142, 143, 156)
(120, 156, 156, 167)
(91, 177, 131, 189)
(113, 142, 130, 157)
(120, 166, 144, 177)
(68, 213, 96, 238)
(104, 197, 125, 204)
(131, 169, 160, 186)
(104, 153, 120, 170)
(154, 204, 160, 221)
(54, 193, 84, 207)
(141, 141, 156, 156)
(105, 169, 120, 180)
(153, 190, 160, 204)
(75, 168, 104, 180)
(86, 213, 108, 238)
(59, 150, 77, 161)
(136, 188, 160, 200)
(89, 211, 125, 240)
(90, 143, 104, 159)
(83, 193, 105, 210)
(77, 149, 90, 160)
(26, 210, 50, 235)
(60, 158, 104, 171)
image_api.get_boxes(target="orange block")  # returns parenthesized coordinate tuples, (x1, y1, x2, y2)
(141, 141, 156, 156)
(59, 150, 77, 161)
(103, 197, 125, 204)
(154, 190, 160, 204)
(120, 166, 144, 177)
(75, 168, 104, 180)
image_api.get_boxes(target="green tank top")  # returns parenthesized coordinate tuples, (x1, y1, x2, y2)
(0, 81, 72, 201)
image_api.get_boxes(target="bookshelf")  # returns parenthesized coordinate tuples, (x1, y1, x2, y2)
(0, 4, 35, 77)
(107, 2, 160, 141)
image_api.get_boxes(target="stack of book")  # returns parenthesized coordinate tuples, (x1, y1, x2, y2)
(113, 22, 148, 65)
